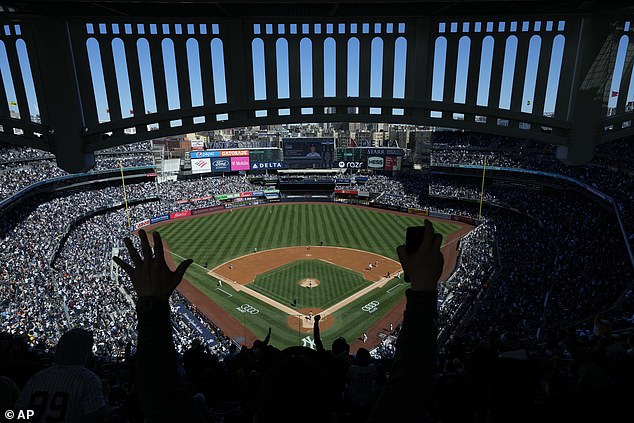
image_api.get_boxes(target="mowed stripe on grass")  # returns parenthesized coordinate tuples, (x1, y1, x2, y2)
(157, 204, 460, 269)
(154, 204, 463, 347)
(249, 259, 370, 309)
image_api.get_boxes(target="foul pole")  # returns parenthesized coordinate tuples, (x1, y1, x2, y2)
(120, 162, 131, 229)
(478, 157, 487, 221)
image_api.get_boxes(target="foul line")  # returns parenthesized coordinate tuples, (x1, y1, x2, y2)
(216, 287, 233, 297)
(387, 282, 406, 294)
(163, 248, 209, 272)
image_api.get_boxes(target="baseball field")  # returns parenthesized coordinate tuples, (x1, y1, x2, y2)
(151, 203, 469, 350)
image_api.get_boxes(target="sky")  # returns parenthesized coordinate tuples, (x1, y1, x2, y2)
(0, 20, 633, 127)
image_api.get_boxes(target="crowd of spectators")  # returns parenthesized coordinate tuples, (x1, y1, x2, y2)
(1, 176, 236, 360)
(429, 175, 633, 341)
(0, 143, 54, 162)
(360, 174, 427, 209)
(0, 160, 68, 200)
(156, 175, 262, 213)
(430, 131, 634, 240)
(1, 134, 633, 421)
(437, 222, 497, 343)
(1, 183, 157, 351)
(0, 141, 155, 201)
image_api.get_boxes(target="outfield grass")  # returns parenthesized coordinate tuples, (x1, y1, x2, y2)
(157, 204, 460, 268)
(250, 259, 370, 309)
(155, 204, 462, 348)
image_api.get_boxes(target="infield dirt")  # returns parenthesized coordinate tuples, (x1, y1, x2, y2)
(149, 203, 472, 348)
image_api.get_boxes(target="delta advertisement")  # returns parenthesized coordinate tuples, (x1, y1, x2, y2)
(191, 158, 212, 174)
(251, 161, 283, 170)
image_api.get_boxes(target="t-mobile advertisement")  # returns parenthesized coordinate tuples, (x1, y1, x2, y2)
(230, 156, 250, 171)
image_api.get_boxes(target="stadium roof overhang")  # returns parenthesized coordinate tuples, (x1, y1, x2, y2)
(2, 0, 631, 18)
(0, 0, 633, 171)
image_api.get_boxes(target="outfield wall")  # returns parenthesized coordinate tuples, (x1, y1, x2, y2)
(130, 195, 478, 231)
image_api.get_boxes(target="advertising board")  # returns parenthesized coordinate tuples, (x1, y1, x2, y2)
(190, 151, 219, 159)
(190, 149, 249, 159)
(190, 140, 205, 151)
(170, 210, 192, 219)
(407, 208, 429, 216)
(190, 195, 215, 203)
(150, 214, 170, 224)
(336, 161, 365, 169)
(191, 158, 212, 174)
(384, 156, 399, 171)
(220, 149, 250, 158)
(429, 211, 451, 219)
(230, 156, 251, 171)
(132, 219, 150, 230)
(211, 158, 231, 172)
(214, 193, 240, 200)
(251, 161, 283, 170)
(368, 156, 384, 169)
(367, 148, 404, 156)
(451, 215, 477, 225)
(191, 205, 225, 215)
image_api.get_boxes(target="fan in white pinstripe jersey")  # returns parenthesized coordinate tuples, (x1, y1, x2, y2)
(16, 329, 107, 423)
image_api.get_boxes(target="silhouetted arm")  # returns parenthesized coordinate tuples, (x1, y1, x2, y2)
(313, 315, 326, 353)
(263, 327, 272, 345)
(369, 220, 444, 423)
(114, 230, 203, 422)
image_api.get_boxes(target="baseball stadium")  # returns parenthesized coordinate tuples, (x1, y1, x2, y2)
(1, 1, 633, 422)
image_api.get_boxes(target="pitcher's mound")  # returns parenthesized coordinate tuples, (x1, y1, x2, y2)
(298, 278, 320, 288)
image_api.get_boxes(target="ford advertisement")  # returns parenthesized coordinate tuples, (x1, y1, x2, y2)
(212, 158, 231, 172)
